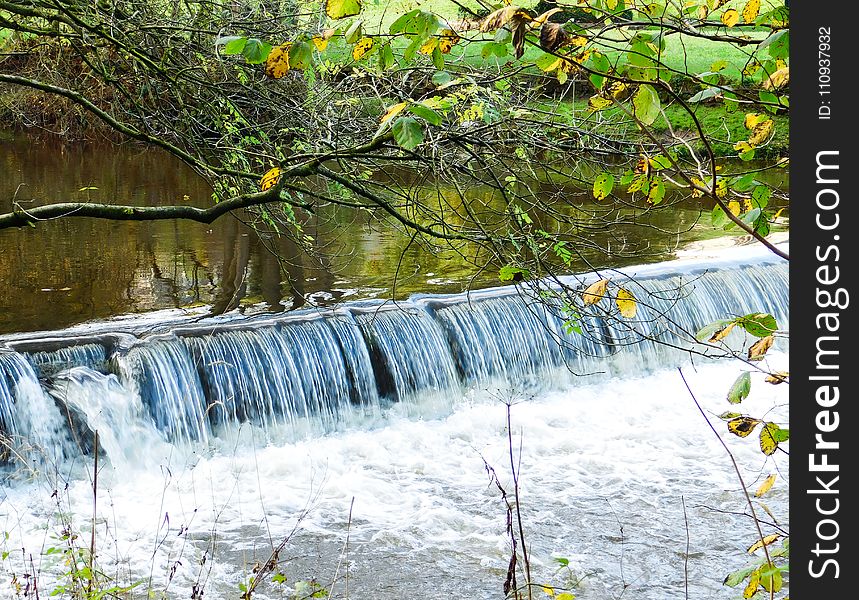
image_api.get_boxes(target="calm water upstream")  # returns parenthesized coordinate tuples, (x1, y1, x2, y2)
(0, 133, 787, 335)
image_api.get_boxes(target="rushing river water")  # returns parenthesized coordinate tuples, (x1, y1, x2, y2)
(1, 243, 789, 599)
(0, 357, 789, 600)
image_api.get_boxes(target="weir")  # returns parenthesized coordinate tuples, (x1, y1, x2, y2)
(0, 246, 788, 465)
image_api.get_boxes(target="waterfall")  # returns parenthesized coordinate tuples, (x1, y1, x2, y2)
(0, 247, 789, 466)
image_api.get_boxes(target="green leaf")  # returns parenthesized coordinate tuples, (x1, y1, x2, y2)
(499, 265, 530, 282)
(593, 172, 614, 200)
(737, 313, 778, 337)
(481, 42, 509, 60)
(344, 20, 363, 44)
(217, 36, 247, 54)
(751, 186, 770, 209)
(389, 9, 425, 35)
(695, 318, 733, 342)
(432, 45, 444, 70)
(391, 116, 424, 150)
(633, 84, 660, 126)
(408, 103, 442, 126)
(759, 30, 789, 60)
(325, 0, 362, 20)
(241, 38, 272, 64)
(587, 51, 611, 90)
(688, 87, 721, 103)
(728, 372, 752, 404)
(288, 41, 313, 70)
(432, 71, 452, 86)
(711, 205, 731, 228)
(724, 562, 762, 587)
(379, 43, 395, 70)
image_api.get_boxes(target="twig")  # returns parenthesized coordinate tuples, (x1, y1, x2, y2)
(328, 497, 355, 600)
(678, 369, 774, 588)
(88, 430, 99, 597)
(682, 496, 689, 600)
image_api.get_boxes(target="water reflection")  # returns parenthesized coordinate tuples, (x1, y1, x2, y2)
(0, 133, 787, 335)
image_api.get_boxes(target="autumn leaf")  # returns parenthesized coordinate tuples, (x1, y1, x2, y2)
(582, 279, 609, 305)
(748, 335, 774, 361)
(765, 371, 789, 384)
(352, 37, 375, 60)
(747, 534, 780, 554)
(593, 172, 614, 200)
(325, 0, 362, 20)
(380, 101, 407, 124)
(532, 8, 562, 27)
(743, 568, 760, 599)
(742, 0, 761, 24)
(539, 22, 568, 52)
(616, 287, 637, 318)
(480, 6, 530, 32)
(764, 66, 789, 90)
(721, 9, 740, 27)
(727, 416, 761, 438)
(260, 167, 281, 191)
(755, 474, 776, 497)
(748, 119, 774, 146)
(588, 95, 613, 111)
(709, 321, 735, 342)
(760, 422, 788, 455)
(438, 30, 460, 54)
(264, 43, 290, 78)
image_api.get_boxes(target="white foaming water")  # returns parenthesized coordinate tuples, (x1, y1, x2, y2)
(0, 354, 788, 600)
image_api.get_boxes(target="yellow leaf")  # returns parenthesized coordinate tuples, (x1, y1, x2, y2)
(748, 335, 774, 361)
(312, 36, 329, 52)
(582, 278, 609, 305)
(352, 36, 374, 61)
(481, 6, 530, 33)
(748, 119, 774, 146)
(381, 101, 407, 124)
(755, 474, 777, 497)
(764, 66, 789, 90)
(607, 0, 618, 10)
(747, 534, 780, 554)
(260, 167, 281, 191)
(721, 8, 739, 27)
(742, 0, 761, 23)
(727, 201, 741, 216)
(743, 113, 762, 130)
(438, 30, 460, 54)
(571, 35, 589, 47)
(556, 594, 575, 600)
(532, 8, 562, 27)
(538, 57, 563, 73)
(765, 371, 789, 384)
(616, 288, 637, 319)
(541, 585, 556, 597)
(588, 95, 613, 111)
(264, 43, 291, 79)
(727, 416, 761, 438)
(609, 81, 629, 99)
(325, 0, 362, 20)
(743, 568, 761, 598)
(759, 422, 782, 456)
(708, 322, 735, 342)
(734, 140, 753, 153)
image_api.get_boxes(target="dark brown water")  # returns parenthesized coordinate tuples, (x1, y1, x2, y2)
(0, 133, 787, 334)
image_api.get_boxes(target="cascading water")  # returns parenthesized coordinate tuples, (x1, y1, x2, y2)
(0, 246, 789, 600)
